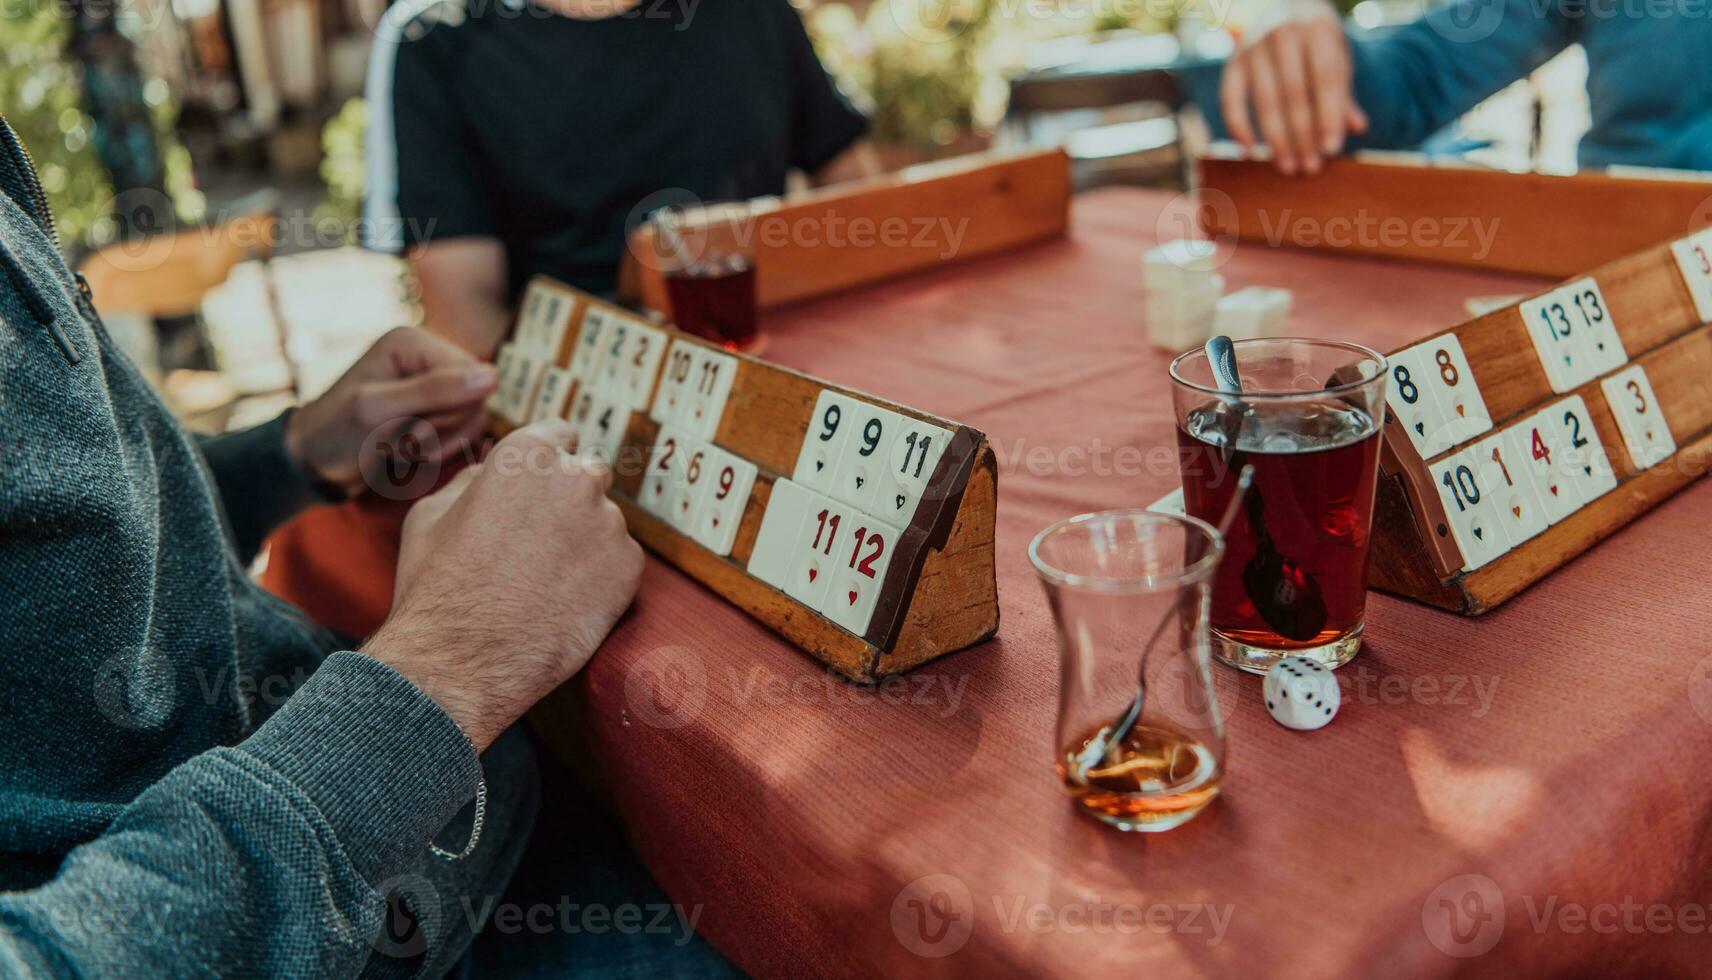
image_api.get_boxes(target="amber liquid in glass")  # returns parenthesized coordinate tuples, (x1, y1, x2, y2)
(1176, 397, 1381, 650)
(1060, 724, 1222, 827)
(665, 259, 758, 349)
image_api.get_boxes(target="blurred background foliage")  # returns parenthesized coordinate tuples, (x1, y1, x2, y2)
(0, 0, 198, 253)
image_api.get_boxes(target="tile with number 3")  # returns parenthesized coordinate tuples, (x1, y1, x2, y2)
(1600, 364, 1674, 471)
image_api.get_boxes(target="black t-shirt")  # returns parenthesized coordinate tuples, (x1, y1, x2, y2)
(367, 0, 868, 298)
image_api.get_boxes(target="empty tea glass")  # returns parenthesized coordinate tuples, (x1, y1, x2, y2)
(1030, 510, 1226, 832)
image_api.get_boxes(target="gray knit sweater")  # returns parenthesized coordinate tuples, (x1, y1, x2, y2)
(0, 115, 532, 977)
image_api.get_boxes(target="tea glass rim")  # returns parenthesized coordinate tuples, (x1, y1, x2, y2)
(1028, 509, 1224, 595)
(1168, 337, 1389, 401)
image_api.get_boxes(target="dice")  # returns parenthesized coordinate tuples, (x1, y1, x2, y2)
(1262, 656, 1340, 730)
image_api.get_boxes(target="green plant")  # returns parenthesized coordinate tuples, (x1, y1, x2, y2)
(318, 96, 367, 239)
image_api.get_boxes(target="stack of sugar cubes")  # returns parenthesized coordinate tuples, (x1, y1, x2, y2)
(1143, 239, 1292, 350)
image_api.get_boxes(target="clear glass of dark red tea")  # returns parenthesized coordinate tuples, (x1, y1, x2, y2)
(1168, 339, 1388, 673)
(654, 203, 761, 352)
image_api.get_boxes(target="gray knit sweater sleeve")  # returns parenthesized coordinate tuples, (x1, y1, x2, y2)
(0, 653, 481, 978)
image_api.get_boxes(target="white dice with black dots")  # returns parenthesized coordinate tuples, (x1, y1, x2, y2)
(1263, 656, 1341, 731)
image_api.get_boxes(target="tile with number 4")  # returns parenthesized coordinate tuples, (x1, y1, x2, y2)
(691, 448, 757, 557)
(1429, 447, 1508, 571)
(830, 402, 903, 512)
(1548, 395, 1618, 502)
(1600, 364, 1674, 471)
(821, 516, 904, 636)
(1500, 412, 1582, 525)
(784, 492, 853, 610)
(792, 390, 856, 496)
(748, 478, 813, 590)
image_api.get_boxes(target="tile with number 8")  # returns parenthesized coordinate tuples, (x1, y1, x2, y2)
(1415, 334, 1491, 448)
(1600, 364, 1674, 470)
(1384, 342, 1453, 458)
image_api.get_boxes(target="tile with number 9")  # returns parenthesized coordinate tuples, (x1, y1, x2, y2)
(830, 403, 903, 512)
(691, 448, 757, 557)
(793, 390, 856, 495)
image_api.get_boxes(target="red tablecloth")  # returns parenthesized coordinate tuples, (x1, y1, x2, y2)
(543, 188, 1712, 977)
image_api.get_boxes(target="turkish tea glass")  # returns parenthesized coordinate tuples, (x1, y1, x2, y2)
(1030, 511, 1226, 832)
(655, 202, 761, 351)
(1169, 338, 1387, 674)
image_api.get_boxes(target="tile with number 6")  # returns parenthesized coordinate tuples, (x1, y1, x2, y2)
(668, 438, 716, 533)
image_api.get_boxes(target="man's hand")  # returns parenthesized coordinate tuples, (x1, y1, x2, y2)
(1220, 0, 1369, 175)
(285, 327, 498, 497)
(362, 420, 645, 752)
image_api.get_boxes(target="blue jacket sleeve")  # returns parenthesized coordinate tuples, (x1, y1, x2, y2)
(1348, 0, 1577, 151)
(0, 653, 483, 978)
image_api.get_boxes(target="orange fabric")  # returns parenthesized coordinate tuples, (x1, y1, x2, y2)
(260, 494, 408, 639)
